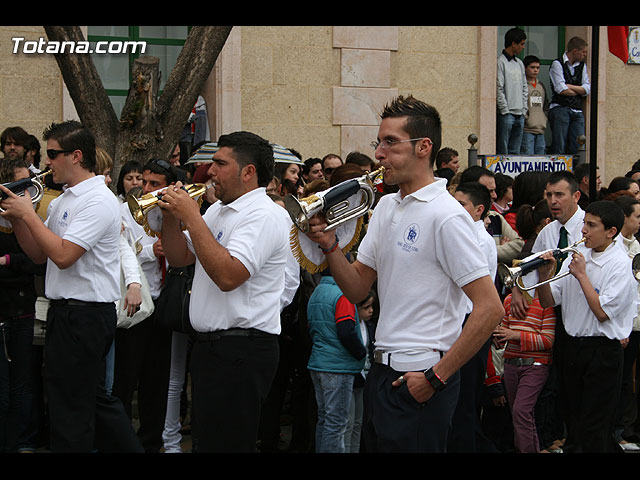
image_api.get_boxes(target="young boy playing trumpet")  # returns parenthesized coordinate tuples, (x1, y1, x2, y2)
(536, 200, 639, 453)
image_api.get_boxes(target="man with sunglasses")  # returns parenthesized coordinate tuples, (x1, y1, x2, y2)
(0, 120, 142, 453)
(304, 96, 504, 452)
(321, 153, 343, 183)
(112, 157, 178, 452)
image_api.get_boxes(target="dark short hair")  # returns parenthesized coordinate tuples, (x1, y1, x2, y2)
(435, 147, 458, 169)
(380, 95, 442, 167)
(585, 200, 624, 238)
(547, 170, 578, 194)
(608, 176, 638, 195)
(573, 162, 591, 183)
(42, 120, 96, 172)
(504, 27, 526, 48)
(116, 160, 144, 197)
(142, 158, 179, 185)
(217, 131, 274, 187)
(345, 151, 375, 170)
(455, 181, 492, 219)
(613, 194, 640, 217)
(523, 55, 540, 68)
(459, 165, 494, 185)
(494, 172, 514, 200)
(303, 157, 322, 176)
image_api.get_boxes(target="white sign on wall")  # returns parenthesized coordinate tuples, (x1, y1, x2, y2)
(484, 155, 573, 178)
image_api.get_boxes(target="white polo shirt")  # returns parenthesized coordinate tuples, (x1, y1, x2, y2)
(357, 178, 490, 354)
(120, 202, 163, 299)
(465, 219, 498, 314)
(186, 187, 289, 335)
(550, 241, 638, 340)
(44, 175, 121, 303)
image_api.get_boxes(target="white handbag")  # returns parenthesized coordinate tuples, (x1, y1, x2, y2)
(116, 229, 154, 329)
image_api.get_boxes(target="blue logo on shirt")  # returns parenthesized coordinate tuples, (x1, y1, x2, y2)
(397, 223, 420, 252)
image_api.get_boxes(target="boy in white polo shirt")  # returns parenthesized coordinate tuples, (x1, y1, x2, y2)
(304, 96, 504, 452)
(537, 200, 638, 453)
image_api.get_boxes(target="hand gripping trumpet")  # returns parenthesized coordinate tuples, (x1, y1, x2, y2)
(0, 170, 52, 213)
(283, 166, 385, 233)
(127, 183, 207, 236)
(498, 238, 586, 291)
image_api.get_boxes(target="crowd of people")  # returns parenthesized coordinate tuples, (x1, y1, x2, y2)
(0, 92, 639, 455)
(496, 28, 590, 158)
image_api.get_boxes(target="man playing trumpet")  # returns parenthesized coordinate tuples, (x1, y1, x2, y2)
(303, 96, 504, 452)
(0, 120, 142, 453)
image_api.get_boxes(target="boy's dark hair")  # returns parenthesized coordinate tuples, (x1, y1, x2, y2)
(585, 200, 625, 238)
(613, 194, 640, 218)
(42, 120, 96, 172)
(523, 55, 540, 68)
(435, 147, 458, 169)
(217, 131, 274, 187)
(504, 27, 526, 49)
(142, 158, 179, 185)
(456, 181, 491, 219)
(547, 170, 579, 194)
(494, 172, 514, 200)
(573, 162, 591, 184)
(380, 95, 442, 167)
(345, 151, 375, 171)
(459, 165, 494, 185)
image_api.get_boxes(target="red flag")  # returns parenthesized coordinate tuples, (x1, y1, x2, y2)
(608, 26, 629, 63)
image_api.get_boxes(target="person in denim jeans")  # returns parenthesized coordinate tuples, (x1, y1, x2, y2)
(548, 37, 590, 154)
(307, 273, 366, 453)
(0, 159, 46, 452)
(496, 28, 528, 154)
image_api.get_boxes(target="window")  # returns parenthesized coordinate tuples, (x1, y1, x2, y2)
(87, 26, 190, 117)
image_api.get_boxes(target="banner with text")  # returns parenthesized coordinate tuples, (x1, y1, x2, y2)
(484, 155, 574, 178)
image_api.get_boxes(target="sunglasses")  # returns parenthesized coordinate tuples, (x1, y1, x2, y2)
(47, 149, 73, 159)
(324, 167, 335, 175)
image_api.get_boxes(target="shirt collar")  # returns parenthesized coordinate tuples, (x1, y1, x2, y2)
(63, 175, 104, 196)
(392, 178, 448, 204)
(219, 187, 266, 212)
(582, 239, 618, 266)
(562, 206, 585, 235)
(563, 52, 581, 68)
(502, 49, 516, 61)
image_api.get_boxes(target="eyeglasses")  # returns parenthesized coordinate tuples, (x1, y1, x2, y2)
(46, 149, 73, 159)
(370, 137, 431, 151)
(323, 167, 335, 175)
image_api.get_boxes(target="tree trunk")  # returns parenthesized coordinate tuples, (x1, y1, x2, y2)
(43, 25, 233, 191)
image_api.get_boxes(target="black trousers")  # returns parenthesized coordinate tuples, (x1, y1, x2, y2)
(562, 335, 623, 453)
(190, 330, 279, 453)
(362, 362, 461, 453)
(44, 301, 143, 453)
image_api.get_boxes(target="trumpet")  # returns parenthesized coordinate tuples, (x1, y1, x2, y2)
(498, 238, 586, 291)
(284, 167, 385, 233)
(0, 170, 52, 213)
(127, 183, 207, 235)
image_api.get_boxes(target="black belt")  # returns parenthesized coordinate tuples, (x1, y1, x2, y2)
(567, 335, 618, 346)
(49, 298, 112, 308)
(196, 328, 274, 342)
(504, 357, 546, 367)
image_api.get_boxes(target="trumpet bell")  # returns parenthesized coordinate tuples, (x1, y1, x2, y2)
(127, 183, 207, 236)
(284, 166, 384, 233)
(0, 170, 52, 213)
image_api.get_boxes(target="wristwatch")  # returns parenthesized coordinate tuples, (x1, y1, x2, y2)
(423, 367, 447, 392)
